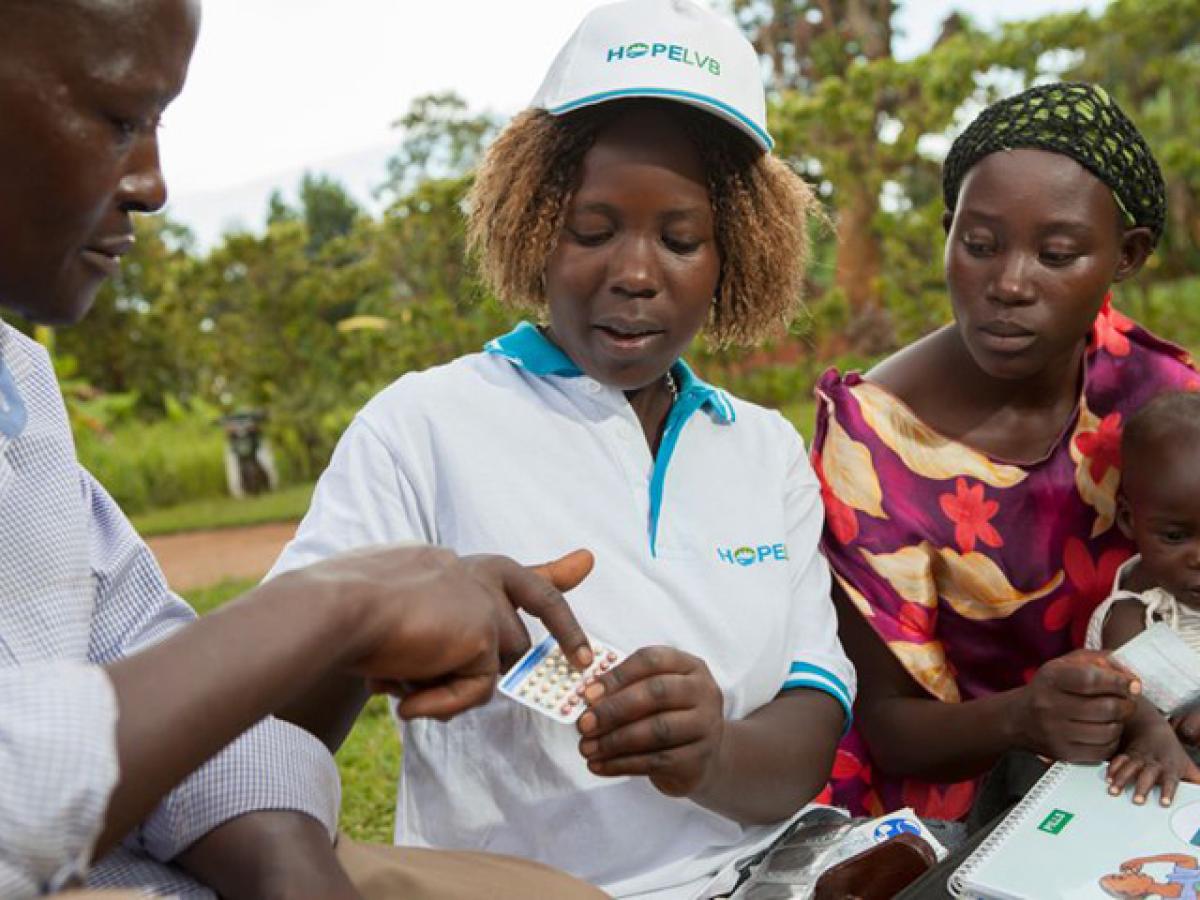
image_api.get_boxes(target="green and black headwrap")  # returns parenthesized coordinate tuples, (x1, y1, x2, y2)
(942, 82, 1166, 247)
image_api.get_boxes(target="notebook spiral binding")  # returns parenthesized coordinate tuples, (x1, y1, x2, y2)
(947, 762, 1071, 898)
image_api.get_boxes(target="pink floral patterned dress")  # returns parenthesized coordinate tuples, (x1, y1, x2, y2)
(811, 299, 1200, 820)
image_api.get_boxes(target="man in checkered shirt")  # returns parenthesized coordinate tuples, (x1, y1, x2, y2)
(0, 2, 606, 898)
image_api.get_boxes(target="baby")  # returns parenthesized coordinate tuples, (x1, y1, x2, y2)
(1086, 390, 1200, 801)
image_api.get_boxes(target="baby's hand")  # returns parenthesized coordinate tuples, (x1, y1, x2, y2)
(1108, 712, 1200, 806)
(1172, 708, 1200, 746)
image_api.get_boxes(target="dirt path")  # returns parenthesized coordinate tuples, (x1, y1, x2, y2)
(147, 521, 298, 592)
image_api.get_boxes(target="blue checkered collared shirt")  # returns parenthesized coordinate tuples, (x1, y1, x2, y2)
(0, 323, 340, 898)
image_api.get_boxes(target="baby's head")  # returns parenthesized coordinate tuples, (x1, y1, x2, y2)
(1119, 390, 1200, 607)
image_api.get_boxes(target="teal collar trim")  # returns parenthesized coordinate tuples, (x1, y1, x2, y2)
(484, 321, 582, 377)
(671, 357, 735, 426)
(484, 321, 736, 424)
(485, 322, 737, 557)
(647, 371, 733, 557)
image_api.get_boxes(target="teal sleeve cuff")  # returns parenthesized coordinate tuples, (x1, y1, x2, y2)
(781, 662, 853, 734)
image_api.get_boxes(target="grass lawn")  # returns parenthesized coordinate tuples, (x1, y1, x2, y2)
(132, 483, 315, 538)
(181, 578, 400, 843)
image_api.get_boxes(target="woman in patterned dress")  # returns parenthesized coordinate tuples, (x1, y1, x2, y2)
(812, 82, 1200, 824)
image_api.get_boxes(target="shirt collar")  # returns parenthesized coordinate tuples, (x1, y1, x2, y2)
(0, 325, 27, 440)
(484, 321, 580, 376)
(484, 321, 735, 424)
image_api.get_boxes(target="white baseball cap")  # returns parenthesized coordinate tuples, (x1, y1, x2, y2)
(531, 0, 773, 152)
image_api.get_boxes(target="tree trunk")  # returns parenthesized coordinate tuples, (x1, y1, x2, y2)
(834, 185, 892, 355)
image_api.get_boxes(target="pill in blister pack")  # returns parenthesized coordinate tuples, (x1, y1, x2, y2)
(499, 634, 624, 724)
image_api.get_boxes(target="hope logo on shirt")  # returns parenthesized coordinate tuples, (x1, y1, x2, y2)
(716, 543, 788, 567)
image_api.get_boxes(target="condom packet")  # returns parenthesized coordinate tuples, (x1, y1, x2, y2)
(499, 634, 624, 724)
(723, 807, 946, 899)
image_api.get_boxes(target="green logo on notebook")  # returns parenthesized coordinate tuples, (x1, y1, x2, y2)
(1038, 809, 1074, 835)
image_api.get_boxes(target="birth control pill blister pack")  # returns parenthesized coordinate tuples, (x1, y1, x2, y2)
(499, 634, 623, 724)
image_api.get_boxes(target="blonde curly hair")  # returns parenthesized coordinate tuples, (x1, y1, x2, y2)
(466, 100, 818, 348)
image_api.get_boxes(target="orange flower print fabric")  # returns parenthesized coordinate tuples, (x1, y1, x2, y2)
(1092, 298, 1136, 358)
(812, 300, 1198, 821)
(939, 478, 1002, 553)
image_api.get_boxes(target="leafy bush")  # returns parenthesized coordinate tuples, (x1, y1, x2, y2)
(77, 415, 229, 515)
(1117, 277, 1200, 354)
(75, 394, 236, 515)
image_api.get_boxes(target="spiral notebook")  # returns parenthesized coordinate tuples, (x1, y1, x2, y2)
(950, 762, 1200, 899)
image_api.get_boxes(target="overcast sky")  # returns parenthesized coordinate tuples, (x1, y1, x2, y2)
(162, 0, 1107, 245)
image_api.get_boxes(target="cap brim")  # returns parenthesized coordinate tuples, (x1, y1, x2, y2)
(548, 86, 773, 152)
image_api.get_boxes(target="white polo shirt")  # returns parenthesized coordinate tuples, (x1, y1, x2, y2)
(269, 322, 855, 900)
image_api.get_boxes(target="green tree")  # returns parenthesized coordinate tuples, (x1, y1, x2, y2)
(378, 92, 499, 202)
(54, 216, 199, 407)
(733, 1, 1095, 353)
(182, 219, 379, 478)
(266, 188, 299, 227)
(297, 172, 362, 256)
(376, 91, 508, 321)
(1059, 0, 1200, 284)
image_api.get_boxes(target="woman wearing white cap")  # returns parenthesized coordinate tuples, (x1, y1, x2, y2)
(269, 1, 854, 897)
